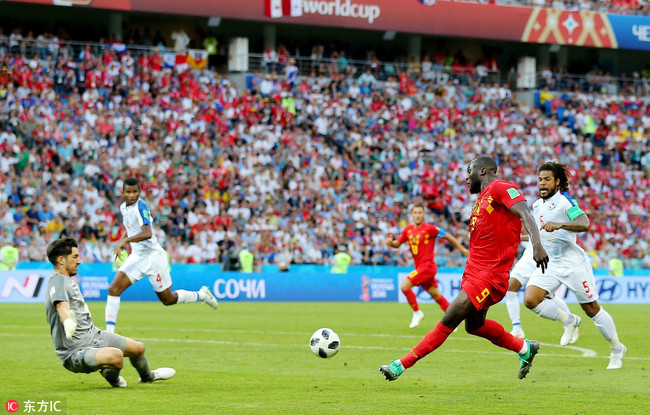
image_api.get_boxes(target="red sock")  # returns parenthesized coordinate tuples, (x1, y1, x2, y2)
(467, 319, 524, 353)
(402, 289, 419, 312)
(401, 322, 453, 368)
(435, 296, 449, 311)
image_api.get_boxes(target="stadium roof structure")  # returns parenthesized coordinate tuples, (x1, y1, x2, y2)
(4, 0, 650, 51)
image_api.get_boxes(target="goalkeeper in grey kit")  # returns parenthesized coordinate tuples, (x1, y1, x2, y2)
(45, 237, 175, 387)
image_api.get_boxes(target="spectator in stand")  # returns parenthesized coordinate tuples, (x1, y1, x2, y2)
(171, 28, 190, 53)
(539, 86, 553, 113)
(0, 239, 19, 270)
(284, 58, 299, 89)
(262, 45, 278, 73)
(277, 45, 289, 69)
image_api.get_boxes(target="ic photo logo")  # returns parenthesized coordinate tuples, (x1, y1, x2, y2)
(596, 278, 622, 302)
(6, 400, 18, 413)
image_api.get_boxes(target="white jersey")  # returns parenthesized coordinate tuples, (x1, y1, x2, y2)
(531, 190, 589, 267)
(120, 198, 163, 256)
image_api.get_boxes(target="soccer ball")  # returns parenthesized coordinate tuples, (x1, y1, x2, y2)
(309, 328, 340, 358)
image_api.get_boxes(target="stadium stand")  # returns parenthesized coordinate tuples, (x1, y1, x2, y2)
(0, 33, 648, 271)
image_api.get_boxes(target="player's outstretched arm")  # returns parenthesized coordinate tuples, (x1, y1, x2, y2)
(443, 233, 469, 257)
(510, 201, 549, 273)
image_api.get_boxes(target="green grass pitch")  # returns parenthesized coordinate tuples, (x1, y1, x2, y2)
(1, 302, 648, 414)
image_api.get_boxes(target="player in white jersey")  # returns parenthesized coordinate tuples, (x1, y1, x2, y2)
(509, 162, 625, 369)
(105, 177, 218, 333)
(506, 238, 577, 343)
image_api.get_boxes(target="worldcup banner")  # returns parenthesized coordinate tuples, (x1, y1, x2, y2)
(4, 0, 650, 51)
(1, 265, 649, 304)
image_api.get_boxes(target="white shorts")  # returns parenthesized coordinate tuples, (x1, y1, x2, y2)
(119, 249, 172, 293)
(510, 255, 537, 286)
(527, 260, 598, 304)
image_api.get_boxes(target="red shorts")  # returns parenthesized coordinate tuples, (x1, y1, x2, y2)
(461, 267, 509, 311)
(406, 265, 438, 291)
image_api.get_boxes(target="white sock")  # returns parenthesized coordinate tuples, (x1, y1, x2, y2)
(105, 295, 121, 332)
(550, 295, 571, 315)
(197, 289, 206, 301)
(531, 298, 568, 322)
(505, 291, 521, 326)
(175, 289, 199, 304)
(518, 341, 529, 355)
(591, 308, 621, 349)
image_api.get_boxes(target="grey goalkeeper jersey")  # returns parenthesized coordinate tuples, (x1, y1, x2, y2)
(45, 272, 101, 361)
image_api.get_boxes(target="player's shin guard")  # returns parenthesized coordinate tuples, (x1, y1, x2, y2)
(105, 295, 121, 332)
(175, 289, 199, 304)
(468, 319, 524, 353)
(435, 296, 450, 311)
(402, 288, 419, 312)
(401, 322, 453, 368)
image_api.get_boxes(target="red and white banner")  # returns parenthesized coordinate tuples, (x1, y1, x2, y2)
(283, 0, 303, 17)
(264, 0, 282, 18)
(265, 0, 302, 18)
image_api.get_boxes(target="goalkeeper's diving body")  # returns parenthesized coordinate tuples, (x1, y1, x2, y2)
(45, 237, 175, 388)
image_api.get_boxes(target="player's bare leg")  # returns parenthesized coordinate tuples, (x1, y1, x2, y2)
(105, 271, 132, 333)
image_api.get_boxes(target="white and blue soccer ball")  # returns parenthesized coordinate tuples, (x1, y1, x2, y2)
(309, 328, 340, 358)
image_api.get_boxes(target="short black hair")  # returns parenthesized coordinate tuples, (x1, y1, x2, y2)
(473, 156, 498, 174)
(538, 161, 571, 192)
(46, 237, 78, 265)
(123, 177, 139, 189)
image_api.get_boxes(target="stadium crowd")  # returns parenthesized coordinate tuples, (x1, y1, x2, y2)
(497, 0, 649, 15)
(0, 33, 649, 272)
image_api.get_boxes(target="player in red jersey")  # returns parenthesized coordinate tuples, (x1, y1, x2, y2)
(386, 204, 469, 328)
(380, 156, 549, 381)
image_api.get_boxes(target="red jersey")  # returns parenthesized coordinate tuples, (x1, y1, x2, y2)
(466, 179, 527, 272)
(397, 223, 444, 269)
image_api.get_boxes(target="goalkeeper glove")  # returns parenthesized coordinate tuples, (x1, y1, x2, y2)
(64, 309, 77, 340)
